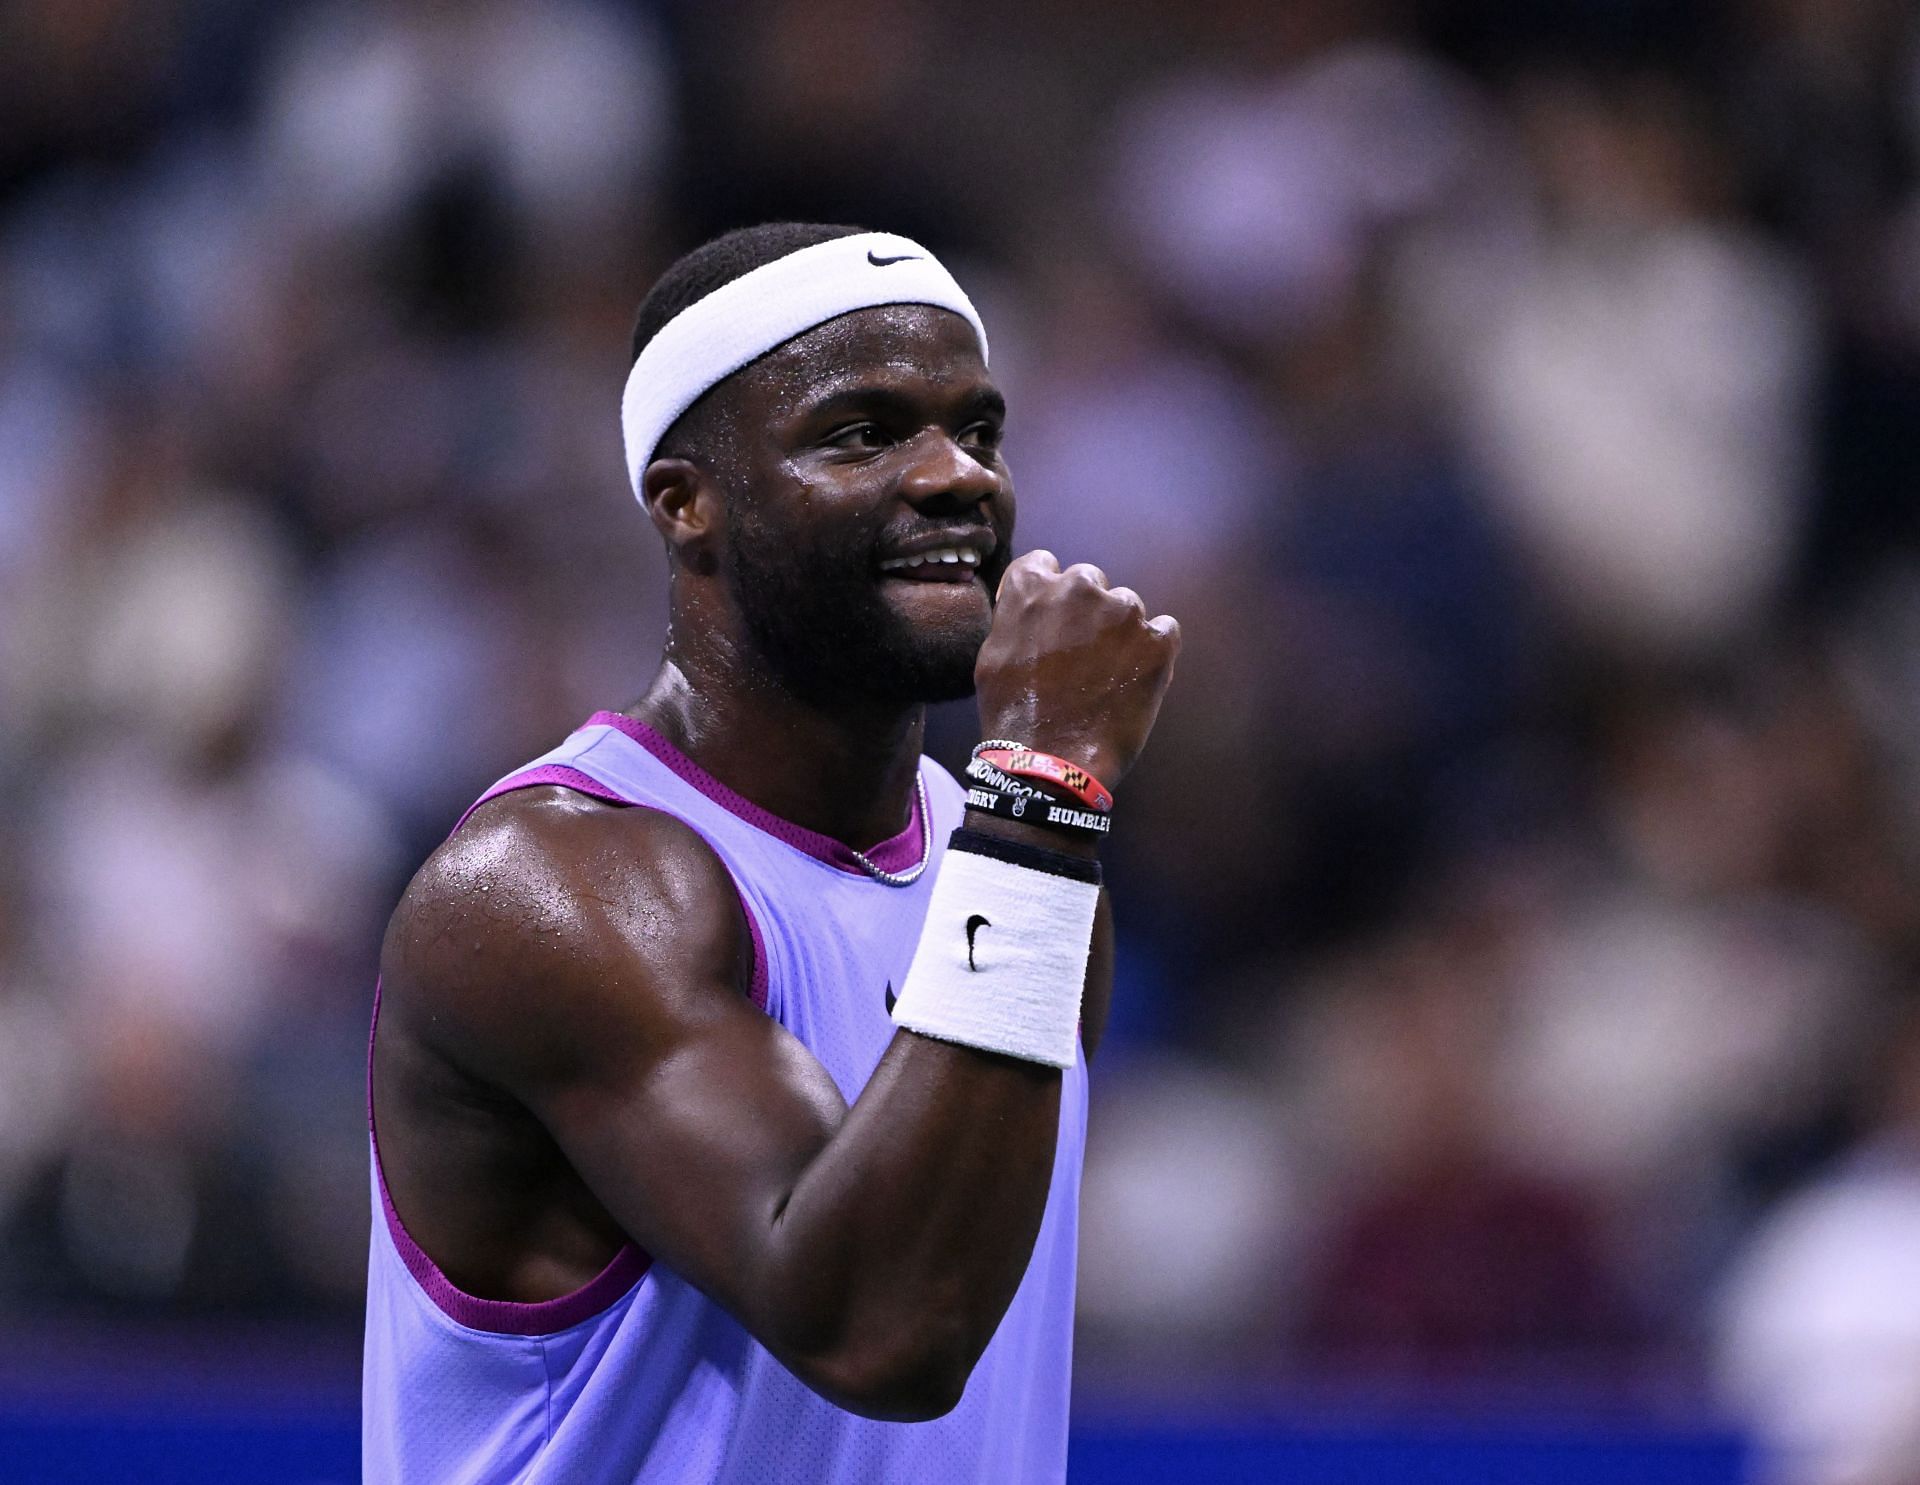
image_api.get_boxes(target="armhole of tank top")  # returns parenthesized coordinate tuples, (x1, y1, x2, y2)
(365, 767, 774, 1335)
(367, 973, 653, 1336)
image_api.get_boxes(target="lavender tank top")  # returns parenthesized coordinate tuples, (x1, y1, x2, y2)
(363, 712, 1086, 1484)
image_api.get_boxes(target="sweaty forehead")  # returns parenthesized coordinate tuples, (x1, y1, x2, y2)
(737, 304, 990, 412)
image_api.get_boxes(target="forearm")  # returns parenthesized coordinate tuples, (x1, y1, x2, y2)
(753, 1033, 1062, 1417)
(751, 811, 1104, 1415)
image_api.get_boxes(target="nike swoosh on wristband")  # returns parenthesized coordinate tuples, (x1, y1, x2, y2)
(867, 251, 920, 266)
(965, 914, 990, 971)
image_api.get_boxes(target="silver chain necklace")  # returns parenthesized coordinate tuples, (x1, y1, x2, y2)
(847, 771, 933, 887)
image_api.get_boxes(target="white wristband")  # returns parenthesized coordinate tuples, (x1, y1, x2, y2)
(889, 837, 1101, 1069)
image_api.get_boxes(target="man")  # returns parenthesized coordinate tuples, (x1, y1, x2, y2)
(364, 222, 1180, 1482)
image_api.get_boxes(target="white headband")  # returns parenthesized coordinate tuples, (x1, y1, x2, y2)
(619, 231, 989, 498)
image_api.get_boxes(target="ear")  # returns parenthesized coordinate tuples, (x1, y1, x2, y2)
(641, 457, 724, 575)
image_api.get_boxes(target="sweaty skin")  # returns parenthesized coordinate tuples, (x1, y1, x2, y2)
(373, 305, 1179, 1421)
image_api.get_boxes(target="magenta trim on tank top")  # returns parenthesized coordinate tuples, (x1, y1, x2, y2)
(367, 978, 652, 1336)
(586, 711, 927, 879)
(453, 762, 624, 832)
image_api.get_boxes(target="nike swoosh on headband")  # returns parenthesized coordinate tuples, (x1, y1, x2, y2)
(622, 233, 986, 496)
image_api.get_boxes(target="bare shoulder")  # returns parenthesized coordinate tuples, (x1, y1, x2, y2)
(380, 786, 755, 1089)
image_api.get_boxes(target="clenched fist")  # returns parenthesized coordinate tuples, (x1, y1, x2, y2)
(974, 550, 1181, 792)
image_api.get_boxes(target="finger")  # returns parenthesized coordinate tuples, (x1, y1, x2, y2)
(1109, 585, 1145, 613)
(1063, 562, 1109, 589)
(999, 548, 1058, 599)
(1150, 614, 1182, 678)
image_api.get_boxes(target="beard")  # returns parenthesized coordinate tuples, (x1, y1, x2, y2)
(723, 504, 1006, 706)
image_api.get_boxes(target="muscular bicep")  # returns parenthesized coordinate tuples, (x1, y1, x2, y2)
(394, 796, 853, 1317)
(533, 966, 852, 1311)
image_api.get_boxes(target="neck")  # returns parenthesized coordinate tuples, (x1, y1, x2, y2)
(630, 642, 928, 852)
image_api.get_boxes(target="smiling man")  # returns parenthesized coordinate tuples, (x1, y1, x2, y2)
(363, 224, 1180, 1483)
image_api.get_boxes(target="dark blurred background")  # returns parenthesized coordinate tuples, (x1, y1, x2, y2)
(5, 0, 1920, 1480)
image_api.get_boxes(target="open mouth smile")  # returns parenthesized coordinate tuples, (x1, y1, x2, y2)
(877, 546, 985, 582)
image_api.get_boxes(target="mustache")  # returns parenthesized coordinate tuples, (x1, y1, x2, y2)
(872, 522, 1008, 579)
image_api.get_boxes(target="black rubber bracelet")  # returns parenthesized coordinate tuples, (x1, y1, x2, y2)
(965, 785, 1112, 838)
(948, 825, 1104, 885)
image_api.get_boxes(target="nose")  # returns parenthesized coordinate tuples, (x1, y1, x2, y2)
(897, 429, 1003, 513)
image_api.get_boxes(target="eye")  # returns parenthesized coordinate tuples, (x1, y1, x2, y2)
(825, 422, 890, 452)
(960, 420, 1005, 454)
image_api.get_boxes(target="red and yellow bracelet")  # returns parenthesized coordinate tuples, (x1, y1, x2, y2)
(972, 742, 1114, 814)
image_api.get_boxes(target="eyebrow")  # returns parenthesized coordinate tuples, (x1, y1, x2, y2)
(796, 383, 1006, 430)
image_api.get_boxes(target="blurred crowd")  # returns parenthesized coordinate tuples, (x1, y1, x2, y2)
(5, 0, 1920, 1480)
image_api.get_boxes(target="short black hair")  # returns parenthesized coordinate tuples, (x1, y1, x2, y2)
(629, 221, 867, 366)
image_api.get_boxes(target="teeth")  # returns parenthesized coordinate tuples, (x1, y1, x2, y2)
(880, 547, 982, 572)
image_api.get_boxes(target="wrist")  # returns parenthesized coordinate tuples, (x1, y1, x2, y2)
(978, 731, 1115, 793)
(891, 824, 1102, 1068)
(964, 739, 1114, 852)
(961, 807, 1102, 861)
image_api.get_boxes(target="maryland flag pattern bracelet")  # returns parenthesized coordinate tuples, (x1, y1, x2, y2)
(972, 743, 1115, 814)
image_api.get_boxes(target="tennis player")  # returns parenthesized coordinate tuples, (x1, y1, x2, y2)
(364, 223, 1180, 1482)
